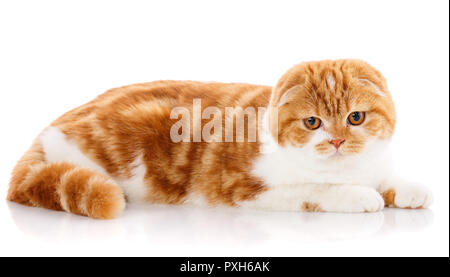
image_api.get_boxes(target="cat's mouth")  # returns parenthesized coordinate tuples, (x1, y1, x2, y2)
(328, 149, 345, 159)
(331, 151, 342, 157)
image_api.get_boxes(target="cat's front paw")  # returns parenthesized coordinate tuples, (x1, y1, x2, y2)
(382, 182, 433, 209)
(324, 186, 384, 213)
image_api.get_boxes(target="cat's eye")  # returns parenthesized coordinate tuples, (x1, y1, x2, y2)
(303, 117, 322, 130)
(347, 111, 366, 125)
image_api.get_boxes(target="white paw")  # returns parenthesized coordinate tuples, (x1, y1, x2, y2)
(324, 186, 384, 213)
(393, 183, 433, 209)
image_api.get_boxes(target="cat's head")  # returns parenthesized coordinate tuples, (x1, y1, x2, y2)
(268, 59, 396, 159)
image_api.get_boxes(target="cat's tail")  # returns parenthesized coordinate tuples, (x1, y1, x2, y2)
(7, 139, 126, 219)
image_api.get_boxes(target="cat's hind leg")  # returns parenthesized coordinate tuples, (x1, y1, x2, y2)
(239, 184, 384, 213)
(7, 139, 126, 219)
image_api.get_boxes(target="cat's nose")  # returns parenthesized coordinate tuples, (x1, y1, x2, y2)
(329, 139, 345, 149)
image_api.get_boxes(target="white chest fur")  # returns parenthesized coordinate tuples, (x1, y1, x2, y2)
(252, 140, 393, 189)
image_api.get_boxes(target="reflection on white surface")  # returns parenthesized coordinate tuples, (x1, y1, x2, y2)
(7, 202, 433, 245)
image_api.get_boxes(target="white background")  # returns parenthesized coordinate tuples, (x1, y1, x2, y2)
(0, 0, 448, 257)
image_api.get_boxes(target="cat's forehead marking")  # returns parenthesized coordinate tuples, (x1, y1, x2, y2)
(327, 74, 335, 90)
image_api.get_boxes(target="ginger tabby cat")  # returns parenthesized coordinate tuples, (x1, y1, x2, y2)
(8, 59, 432, 219)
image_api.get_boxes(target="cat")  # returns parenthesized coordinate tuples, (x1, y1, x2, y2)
(7, 59, 432, 219)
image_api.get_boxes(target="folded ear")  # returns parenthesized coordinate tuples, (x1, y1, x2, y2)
(347, 59, 389, 97)
(271, 84, 304, 107)
(357, 78, 386, 97)
(270, 62, 308, 108)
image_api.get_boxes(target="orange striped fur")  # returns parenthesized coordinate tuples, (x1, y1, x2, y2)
(8, 81, 271, 218)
